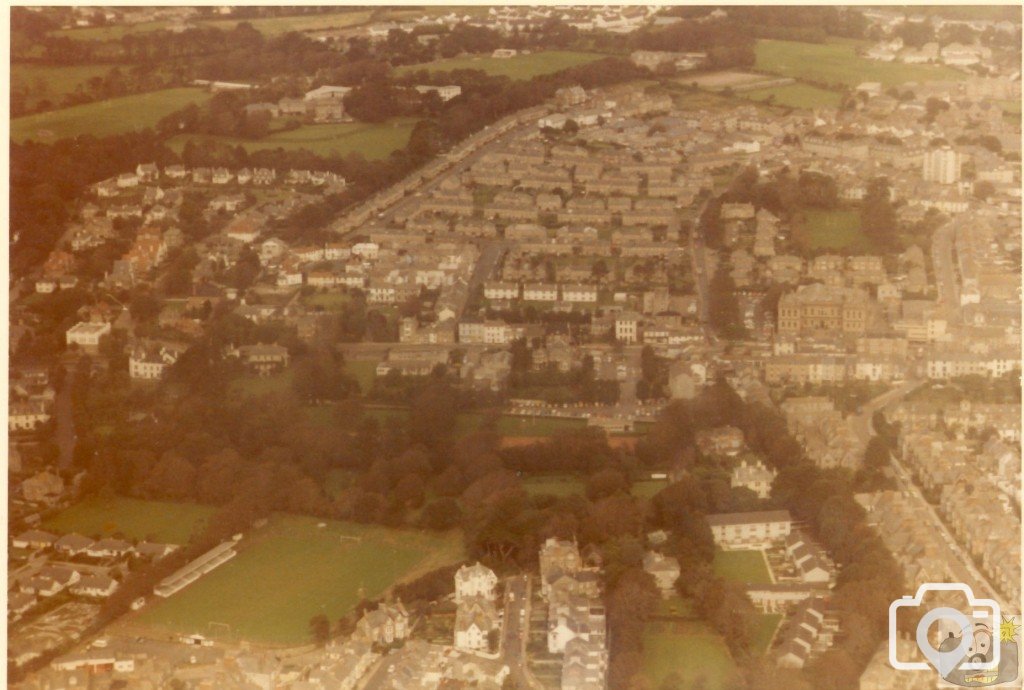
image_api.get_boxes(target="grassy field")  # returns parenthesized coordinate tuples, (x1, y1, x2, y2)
(232, 370, 295, 397)
(740, 83, 842, 109)
(12, 87, 212, 143)
(751, 613, 783, 655)
(303, 292, 352, 310)
(712, 549, 773, 585)
(42, 496, 213, 544)
(643, 620, 738, 690)
(344, 361, 378, 394)
(11, 64, 113, 111)
(521, 475, 666, 498)
(136, 514, 463, 644)
(167, 119, 417, 160)
(396, 50, 607, 80)
(755, 39, 967, 88)
(795, 208, 868, 251)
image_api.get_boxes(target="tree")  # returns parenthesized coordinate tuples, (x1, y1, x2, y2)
(309, 613, 331, 646)
(861, 177, 897, 250)
(708, 267, 745, 338)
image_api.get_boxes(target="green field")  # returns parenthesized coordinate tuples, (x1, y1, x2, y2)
(303, 292, 352, 310)
(751, 613, 783, 655)
(11, 64, 114, 111)
(42, 496, 213, 544)
(741, 83, 842, 109)
(345, 361, 379, 394)
(167, 119, 417, 160)
(11, 87, 212, 143)
(136, 514, 462, 644)
(643, 621, 739, 690)
(232, 370, 295, 397)
(755, 39, 968, 88)
(712, 549, 773, 585)
(795, 208, 868, 251)
(396, 50, 607, 80)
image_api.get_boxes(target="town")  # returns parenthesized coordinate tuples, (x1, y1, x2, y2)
(8, 4, 1022, 690)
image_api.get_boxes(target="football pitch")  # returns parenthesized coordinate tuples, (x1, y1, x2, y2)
(134, 515, 463, 645)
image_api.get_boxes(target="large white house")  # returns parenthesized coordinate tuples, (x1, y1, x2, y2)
(454, 562, 498, 603)
(706, 510, 793, 550)
(454, 596, 499, 651)
(66, 322, 111, 350)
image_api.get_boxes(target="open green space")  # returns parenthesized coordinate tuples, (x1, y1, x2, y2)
(712, 549, 773, 585)
(302, 291, 352, 310)
(42, 496, 213, 544)
(344, 360, 378, 395)
(491, 415, 586, 437)
(11, 87, 212, 143)
(135, 514, 462, 644)
(11, 64, 113, 111)
(740, 82, 842, 109)
(395, 50, 607, 80)
(794, 208, 868, 251)
(232, 369, 295, 397)
(522, 476, 585, 498)
(755, 38, 967, 88)
(167, 119, 417, 160)
(751, 613, 783, 655)
(643, 620, 739, 690)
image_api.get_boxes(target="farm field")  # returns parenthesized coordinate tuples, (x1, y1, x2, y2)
(741, 82, 842, 109)
(11, 64, 112, 111)
(795, 208, 869, 251)
(643, 620, 739, 690)
(135, 514, 463, 644)
(396, 50, 607, 80)
(11, 87, 212, 143)
(42, 496, 213, 544)
(755, 38, 967, 88)
(712, 549, 773, 585)
(167, 119, 417, 160)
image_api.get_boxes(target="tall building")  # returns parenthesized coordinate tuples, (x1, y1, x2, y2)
(777, 283, 870, 336)
(922, 146, 962, 184)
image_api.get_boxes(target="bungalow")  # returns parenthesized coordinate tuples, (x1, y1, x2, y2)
(87, 538, 133, 559)
(71, 575, 119, 598)
(12, 530, 58, 551)
(53, 533, 95, 557)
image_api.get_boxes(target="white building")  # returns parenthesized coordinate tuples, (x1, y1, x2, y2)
(922, 147, 962, 185)
(614, 313, 640, 344)
(706, 510, 793, 550)
(455, 562, 498, 603)
(730, 459, 776, 500)
(66, 322, 111, 350)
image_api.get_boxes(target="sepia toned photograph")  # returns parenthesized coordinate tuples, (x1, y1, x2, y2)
(7, 3, 1023, 689)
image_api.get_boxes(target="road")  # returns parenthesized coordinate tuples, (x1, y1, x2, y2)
(501, 575, 544, 690)
(930, 220, 961, 323)
(687, 198, 715, 345)
(850, 379, 924, 447)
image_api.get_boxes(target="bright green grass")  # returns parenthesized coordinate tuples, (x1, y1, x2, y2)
(395, 50, 607, 80)
(11, 64, 113, 111)
(167, 119, 417, 160)
(11, 88, 212, 143)
(741, 83, 842, 109)
(751, 614, 783, 655)
(796, 208, 868, 251)
(643, 621, 739, 690)
(42, 496, 213, 544)
(712, 549, 773, 585)
(344, 361, 378, 394)
(755, 39, 968, 88)
(135, 514, 463, 644)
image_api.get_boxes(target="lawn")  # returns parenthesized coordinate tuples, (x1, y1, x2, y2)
(11, 64, 113, 111)
(712, 549, 773, 585)
(522, 476, 585, 498)
(751, 614, 783, 655)
(303, 291, 351, 310)
(643, 621, 739, 690)
(135, 514, 463, 644)
(344, 360, 378, 394)
(740, 83, 842, 110)
(755, 38, 967, 88)
(41, 496, 213, 544)
(395, 50, 607, 80)
(794, 208, 869, 251)
(167, 119, 417, 160)
(11, 88, 212, 143)
(232, 370, 295, 397)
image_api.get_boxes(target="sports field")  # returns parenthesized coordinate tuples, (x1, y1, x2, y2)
(396, 50, 607, 80)
(712, 549, 773, 585)
(794, 208, 868, 251)
(11, 64, 113, 111)
(643, 620, 739, 690)
(135, 514, 463, 644)
(42, 496, 214, 544)
(741, 83, 842, 109)
(755, 39, 967, 88)
(167, 119, 417, 160)
(11, 87, 212, 143)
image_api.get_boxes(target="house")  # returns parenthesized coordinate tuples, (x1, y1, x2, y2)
(730, 458, 776, 499)
(8, 592, 36, 620)
(134, 541, 178, 561)
(71, 575, 119, 598)
(86, 538, 133, 559)
(706, 510, 793, 550)
(12, 530, 57, 550)
(455, 562, 498, 603)
(454, 596, 499, 651)
(53, 533, 95, 557)
(696, 426, 746, 457)
(305, 85, 352, 101)
(642, 551, 680, 597)
(129, 340, 186, 380)
(614, 312, 641, 344)
(9, 401, 51, 432)
(523, 283, 559, 302)
(484, 281, 520, 301)
(561, 284, 598, 304)
(66, 321, 112, 350)
(232, 344, 290, 376)
(356, 601, 409, 645)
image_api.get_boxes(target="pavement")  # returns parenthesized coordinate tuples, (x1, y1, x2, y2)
(930, 220, 961, 323)
(501, 575, 544, 690)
